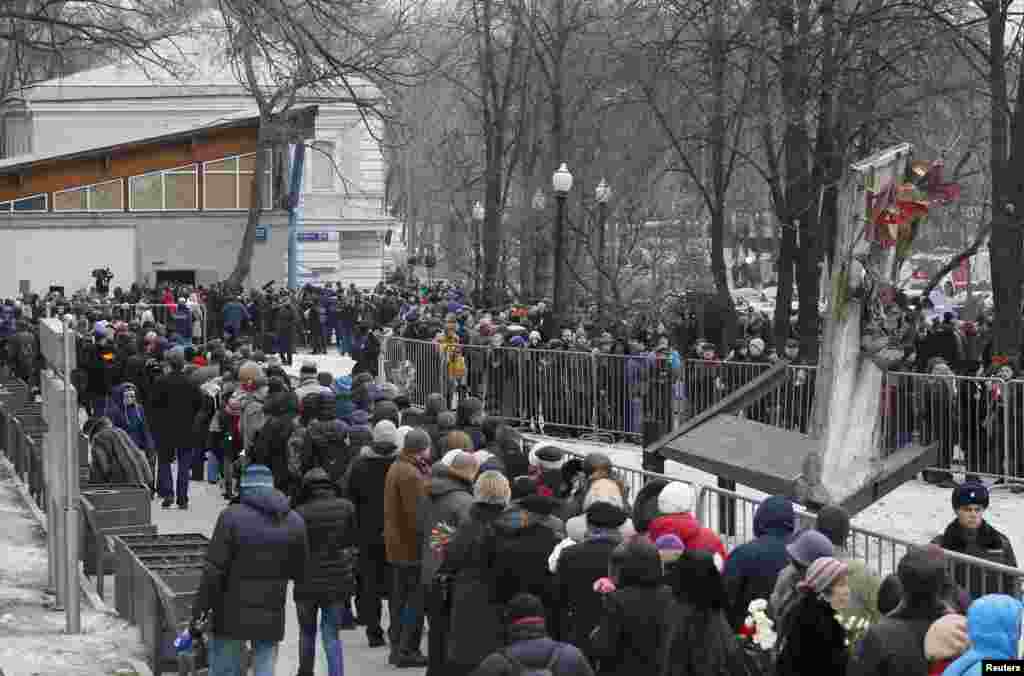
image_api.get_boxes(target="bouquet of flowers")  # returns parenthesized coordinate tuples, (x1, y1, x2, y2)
(431, 522, 456, 557)
(840, 613, 872, 654)
(737, 599, 777, 673)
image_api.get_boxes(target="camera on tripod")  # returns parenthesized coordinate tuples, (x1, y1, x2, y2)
(91, 267, 113, 295)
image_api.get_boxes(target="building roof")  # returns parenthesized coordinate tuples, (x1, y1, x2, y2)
(0, 105, 316, 176)
(25, 16, 379, 103)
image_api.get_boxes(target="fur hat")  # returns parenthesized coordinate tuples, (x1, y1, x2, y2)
(585, 501, 628, 529)
(657, 482, 695, 515)
(300, 360, 318, 374)
(815, 505, 851, 547)
(395, 425, 413, 451)
(951, 481, 989, 510)
(404, 428, 431, 452)
(474, 470, 511, 506)
(532, 445, 566, 471)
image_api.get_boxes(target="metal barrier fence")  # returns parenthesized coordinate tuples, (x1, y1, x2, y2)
(378, 338, 1024, 482)
(552, 446, 1024, 600)
(380, 337, 681, 436)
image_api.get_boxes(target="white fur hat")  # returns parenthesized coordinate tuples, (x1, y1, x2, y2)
(658, 482, 695, 515)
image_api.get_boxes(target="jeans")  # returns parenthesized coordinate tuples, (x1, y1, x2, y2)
(337, 321, 353, 355)
(390, 561, 424, 654)
(296, 601, 346, 676)
(207, 637, 279, 676)
(157, 447, 194, 501)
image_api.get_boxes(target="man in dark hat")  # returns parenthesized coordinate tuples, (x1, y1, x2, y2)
(931, 481, 1018, 597)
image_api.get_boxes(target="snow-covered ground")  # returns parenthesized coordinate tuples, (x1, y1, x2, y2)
(0, 462, 147, 676)
(286, 350, 1023, 565)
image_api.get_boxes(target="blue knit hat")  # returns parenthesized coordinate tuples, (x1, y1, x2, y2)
(241, 464, 274, 490)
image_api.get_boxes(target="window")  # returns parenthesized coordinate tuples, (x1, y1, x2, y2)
(0, 194, 47, 213)
(128, 164, 198, 211)
(203, 151, 272, 210)
(311, 141, 335, 191)
(54, 179, 123, 211)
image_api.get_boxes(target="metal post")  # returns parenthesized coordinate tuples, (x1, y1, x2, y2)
(552, 193, 567, 327)
(287, 143, 307, 291)
(63, 318, 80, 633)
(597, 201, 608, 320)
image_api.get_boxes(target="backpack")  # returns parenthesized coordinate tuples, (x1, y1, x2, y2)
(502, 645, 560, 676)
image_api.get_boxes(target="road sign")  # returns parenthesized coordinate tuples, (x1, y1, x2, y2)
(297, 232, 330, 242)
(255, 225, 268, 242)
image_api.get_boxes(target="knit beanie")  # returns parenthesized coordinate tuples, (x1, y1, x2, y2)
(240, 464, 274, 491)
(441, 449, 463, 466)
(447, 452, 479, 484)
(658, 482, 695, 515)
(511, 476, 539, 500)
(877, 574, 904, 615)
(655, 534, 686, 563)
(815, 505, 851, 547)
(797, 556, 848, 594)
(505, 593, 546, 624)
(897, 548, 947, 601)
(404, 428, 431, 452)
(373, 420, 398, 446)
(786, 530, 835, 567)
(474, 470, 511, 506)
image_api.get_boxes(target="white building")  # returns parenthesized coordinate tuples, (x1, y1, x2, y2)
(2, 42, 396, 289)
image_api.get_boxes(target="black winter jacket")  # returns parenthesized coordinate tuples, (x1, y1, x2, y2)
(253, 392, 297, 489)
(555, 535, 621, 653)
(470, 621, 595, 676)
(343, 442, 398, 546)
(589, 584, 675, 676)
(491, 501, 563, 618)
(149, 370, 203, 454)
(931, 519, 1019, 597)
(776, 594, 847, 676)
(192, 484, 308, 642)
(292, 475, 357, 602)
(848, 600, 947, 676)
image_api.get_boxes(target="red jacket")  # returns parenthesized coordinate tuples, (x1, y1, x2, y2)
(648, 512, 728, 562)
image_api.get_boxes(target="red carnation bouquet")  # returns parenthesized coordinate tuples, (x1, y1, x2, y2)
(431, 522, 456, 558)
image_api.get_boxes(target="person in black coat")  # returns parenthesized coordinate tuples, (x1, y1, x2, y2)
(722, 495, 796, 630)
(148, 348, 203, 508)
(342, 420, 399, 648)
(590, 539, 675, 676)
(552, 502, 629, 656)
(252, 381, 298, 494)
(301, 390, 351, 484)
(661, 550, 751, 676)
(192, 464, 308, 674)
(470, 593, 595, 676)
(292, 468, 358, 676)
(776, 556, 850, 676)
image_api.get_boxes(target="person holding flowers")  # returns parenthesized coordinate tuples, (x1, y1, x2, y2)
(775, 556, 850, 676)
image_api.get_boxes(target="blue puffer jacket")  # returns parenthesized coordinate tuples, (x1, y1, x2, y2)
(471, 620, 595, 676)
(722, 495, 795, 630)
(942, 594, 1023, 676)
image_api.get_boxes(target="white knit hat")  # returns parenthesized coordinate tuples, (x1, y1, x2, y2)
(658, 482, 695, 515)
(395, 425, 413, 451)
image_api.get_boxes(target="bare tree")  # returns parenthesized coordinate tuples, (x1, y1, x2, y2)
(206, 0, 415, 287)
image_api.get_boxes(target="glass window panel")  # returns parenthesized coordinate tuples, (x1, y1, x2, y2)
(14, 195, 47, 211)
(90, 181, 122, 210)
(130, 173, 163, 210)
(165, 172, 196, 209)
(238, 172, 255, 210)
(205, 173, 238, 209)
(238, 153, 257, 172)
(206, 157, 237, 173)
(54, 189, 87, 211)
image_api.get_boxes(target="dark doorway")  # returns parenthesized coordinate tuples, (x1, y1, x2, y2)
(155, 270, 196, 287)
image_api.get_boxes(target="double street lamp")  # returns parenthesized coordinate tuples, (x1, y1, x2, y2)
(595, 178, 611, 318)
(472, 200, 484, 300)
(551, 163, 573, 325)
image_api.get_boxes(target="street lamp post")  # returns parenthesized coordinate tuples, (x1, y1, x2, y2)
(595, 178, 611, 320)
(472, 200, 484, 303)
(530, 187, 545, 302)
(551, 163, 573, 327)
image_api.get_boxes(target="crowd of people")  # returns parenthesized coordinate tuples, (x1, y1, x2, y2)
(1, 277, 1023, 676)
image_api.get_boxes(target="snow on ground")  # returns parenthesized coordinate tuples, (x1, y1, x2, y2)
(0, 463, 147, 676)
(285, 350, 1024, 569)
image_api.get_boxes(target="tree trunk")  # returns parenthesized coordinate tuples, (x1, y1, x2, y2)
(227, 130, 269, 288)
(482, 123, 503, 308)
(709, 3, 736, 347)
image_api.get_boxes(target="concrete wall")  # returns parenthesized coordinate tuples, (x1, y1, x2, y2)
(0, 211, 288, 297)
(0, 216, 136, 298)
